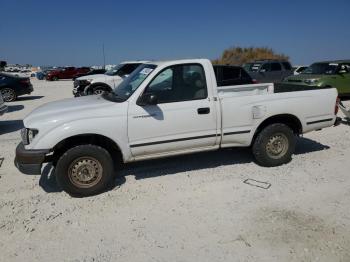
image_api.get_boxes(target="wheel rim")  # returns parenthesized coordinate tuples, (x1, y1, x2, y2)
(68, 157, 103, 188)
(266, 133, 289, 159)
(1, 88, 15, 102)
(93, 89, 104, 95)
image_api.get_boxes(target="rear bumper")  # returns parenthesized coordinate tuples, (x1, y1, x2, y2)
(0, 104, 7, 116)
(14, 143, 50, 175)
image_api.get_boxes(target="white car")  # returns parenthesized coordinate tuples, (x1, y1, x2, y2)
(0, 93, 7, 116)
(292, 65, 308, 75)
(15, 59, 340, 196)
(73, 61, 148, 96)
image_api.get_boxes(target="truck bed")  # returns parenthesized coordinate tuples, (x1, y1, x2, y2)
(217, 83, 338, 147)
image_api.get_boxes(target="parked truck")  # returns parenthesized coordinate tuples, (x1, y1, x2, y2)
(15, 59, 340, 196)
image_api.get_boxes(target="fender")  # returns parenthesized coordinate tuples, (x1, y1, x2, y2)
(31, 117, 132, 162)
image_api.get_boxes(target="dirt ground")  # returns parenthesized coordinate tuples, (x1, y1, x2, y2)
(0, 79, 350, 262)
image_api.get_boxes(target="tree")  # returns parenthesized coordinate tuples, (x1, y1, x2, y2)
(212, 47, 289, 65)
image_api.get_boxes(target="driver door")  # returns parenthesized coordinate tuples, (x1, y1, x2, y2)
(127, 64, 218, 158)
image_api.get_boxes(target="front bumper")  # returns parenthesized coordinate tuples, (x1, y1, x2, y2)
(0, 104, 7, 116)
(14, 143, 50, 175)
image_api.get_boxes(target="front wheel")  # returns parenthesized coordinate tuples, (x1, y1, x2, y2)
(55, 145, 114, 196)
(252, 123, 296, 167)
(93, 87, 108, 95)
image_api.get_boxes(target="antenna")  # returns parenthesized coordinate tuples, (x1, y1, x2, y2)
(102, 43, 106, 70)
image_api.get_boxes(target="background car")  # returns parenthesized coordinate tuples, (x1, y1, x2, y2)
(292, 65, 308, 75)
(73, 62, 146, 96)
(46, 67, 90, 81)
(213, 65, 256, 86)
(284, 60, 350, 97)
(243, 60, 293, 83)
(0, 73, 33, 102)
(72, 68, 107, 80)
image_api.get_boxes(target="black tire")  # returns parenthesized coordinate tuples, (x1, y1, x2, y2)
(52, 76, 59, 81)
(1, 88, 17, 102)
(55, 145, 114, 196)
(92, 86, 107, 95)
(252, 123, 296, 167)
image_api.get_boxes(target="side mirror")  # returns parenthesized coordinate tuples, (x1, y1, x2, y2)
(137, 93, 158, 106)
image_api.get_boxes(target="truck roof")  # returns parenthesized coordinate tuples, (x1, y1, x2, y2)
(145, 59, 210, 67)
(120, 60, 150, 64)
(315, 59, 350, 64)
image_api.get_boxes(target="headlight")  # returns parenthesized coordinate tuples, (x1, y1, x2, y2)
(21, 128, 38, 145)
(304, 79, 319, 85)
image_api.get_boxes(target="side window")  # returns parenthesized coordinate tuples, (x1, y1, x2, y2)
(260, 63, 271, 72)
(282, 62, 292, 70)
(145, 64, 207, 103)
(222, 67, 240, 80)
(271, 63, 282, 71)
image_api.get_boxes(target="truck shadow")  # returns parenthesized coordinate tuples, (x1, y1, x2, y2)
(38, 137, 330, 194)
(0, 120, 24, 135)
(122, 137, 329, 181)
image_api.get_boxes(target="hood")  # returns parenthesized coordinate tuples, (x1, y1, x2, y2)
(47, 70, 60, 75)
(24, 95, 119, 128)
(77, 74, 107, 80)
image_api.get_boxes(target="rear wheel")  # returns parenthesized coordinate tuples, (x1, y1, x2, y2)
(55, 145, 114, 196)
(252, 123, 296, 167)
(1, 88, 17, 102)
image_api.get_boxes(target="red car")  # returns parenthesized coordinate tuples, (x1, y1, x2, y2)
(46, 67, 90, 81)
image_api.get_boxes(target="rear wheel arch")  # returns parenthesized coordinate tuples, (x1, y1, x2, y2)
(252, 114, 302, 145)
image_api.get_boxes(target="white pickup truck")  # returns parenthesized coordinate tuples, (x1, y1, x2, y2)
(15, 59, 340, 196)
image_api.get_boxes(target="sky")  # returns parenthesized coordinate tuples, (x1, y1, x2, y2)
(0, 0, 349, 66)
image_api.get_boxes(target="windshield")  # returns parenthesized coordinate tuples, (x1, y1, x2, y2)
(103, 64, 157, 102)
(105, 64, 124, 76)
(243, 63, 262, 72)
(302, 63, 338, 75)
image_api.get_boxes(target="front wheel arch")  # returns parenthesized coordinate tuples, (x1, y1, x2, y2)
(52, 134, 124, 168)
(86, 83, 112, 95)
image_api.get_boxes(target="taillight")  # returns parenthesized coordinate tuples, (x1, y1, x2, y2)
(20, 79, 30, 85)
(252, 79, 258, 84)
(335, 97, 340, 115)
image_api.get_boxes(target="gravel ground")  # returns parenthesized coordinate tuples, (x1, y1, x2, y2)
(0, 79, 350, 262)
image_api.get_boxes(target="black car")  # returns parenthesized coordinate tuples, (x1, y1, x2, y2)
(213, 65, 255, 86)
(0, 73, 33, 102)
(72, 68, 107, 80)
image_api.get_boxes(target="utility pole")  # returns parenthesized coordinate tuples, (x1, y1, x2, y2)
(102, 43, 106, 70)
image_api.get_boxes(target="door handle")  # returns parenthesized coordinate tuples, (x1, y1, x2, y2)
(197, 107, 210, 114)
